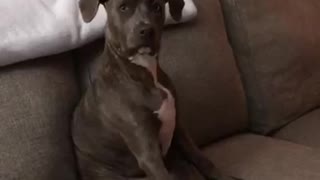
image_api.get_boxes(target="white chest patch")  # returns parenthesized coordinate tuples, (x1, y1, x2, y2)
(130, 54, 176, 156)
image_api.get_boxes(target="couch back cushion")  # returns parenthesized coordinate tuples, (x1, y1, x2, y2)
(0, 54, 79, 180)
(159, 0, 247, 145)
(221, 0, 320, 134)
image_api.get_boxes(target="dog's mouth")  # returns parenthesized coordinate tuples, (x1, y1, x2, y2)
(129, 46, 156, 60)
(137, 47, 153, 55)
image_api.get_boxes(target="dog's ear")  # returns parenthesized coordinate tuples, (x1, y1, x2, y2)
(166, 0, 185, 21)
(79, 0, 107, 22)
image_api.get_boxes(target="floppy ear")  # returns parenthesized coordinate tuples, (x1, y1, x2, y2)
(167, 0, 185, 21)
(79, 0, 104, 22)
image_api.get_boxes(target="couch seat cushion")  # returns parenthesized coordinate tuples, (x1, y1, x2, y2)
(0, 54, 79, 180)
(274, 108, 320, 149)
(204, 134, 320, 180)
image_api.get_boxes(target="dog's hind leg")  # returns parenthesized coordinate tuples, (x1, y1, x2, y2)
(75, 150, 130, 180)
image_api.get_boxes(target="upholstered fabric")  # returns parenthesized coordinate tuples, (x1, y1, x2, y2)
(158, 0, 248, 146)
(0, 54, 79, 180)
(274, 108, 320, 149)
(74, 0, 248, 146)
(220, 0, 320, 134)
(204, 134, 320, 180)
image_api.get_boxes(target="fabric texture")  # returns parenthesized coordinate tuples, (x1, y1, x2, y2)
(0, 0, 197, 66)
(204, 134, 320, 180)
(274, 108, 320, 149)
(220, 0, 320, 134)
(0, 54, 79, 180)
(160, 0, 247, 145)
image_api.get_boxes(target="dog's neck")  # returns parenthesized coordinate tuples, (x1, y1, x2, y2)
(103, 42, 176, 156)
(105, 43, 131, 69)
(105, 43, 126, 61)
(103, 43, 160, 83)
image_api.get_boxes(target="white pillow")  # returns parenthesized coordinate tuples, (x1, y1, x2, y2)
(0, 0, 197, 66)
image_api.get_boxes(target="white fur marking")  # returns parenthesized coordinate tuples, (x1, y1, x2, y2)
(131, 55, 176, 156)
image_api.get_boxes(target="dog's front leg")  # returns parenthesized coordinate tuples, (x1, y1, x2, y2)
(119, 112, 173, 180)
(173, 124, 240, 180)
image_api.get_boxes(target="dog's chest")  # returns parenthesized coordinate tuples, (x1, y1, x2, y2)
(154, 77, 176, 156)
(131, 55, 176, 156)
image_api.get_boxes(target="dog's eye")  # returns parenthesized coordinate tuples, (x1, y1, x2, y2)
(119, 3, 129, 12)
(152, 3, 162, 13)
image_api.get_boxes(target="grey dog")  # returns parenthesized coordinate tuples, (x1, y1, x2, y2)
(72, 0, 240, 180)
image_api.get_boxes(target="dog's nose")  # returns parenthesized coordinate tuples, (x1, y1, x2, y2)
(139, 26, 154, 38)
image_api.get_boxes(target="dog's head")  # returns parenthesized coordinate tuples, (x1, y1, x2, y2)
(79, 0, 184, 57)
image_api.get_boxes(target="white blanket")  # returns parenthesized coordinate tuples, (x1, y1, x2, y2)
(0, 0, 197, 66)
